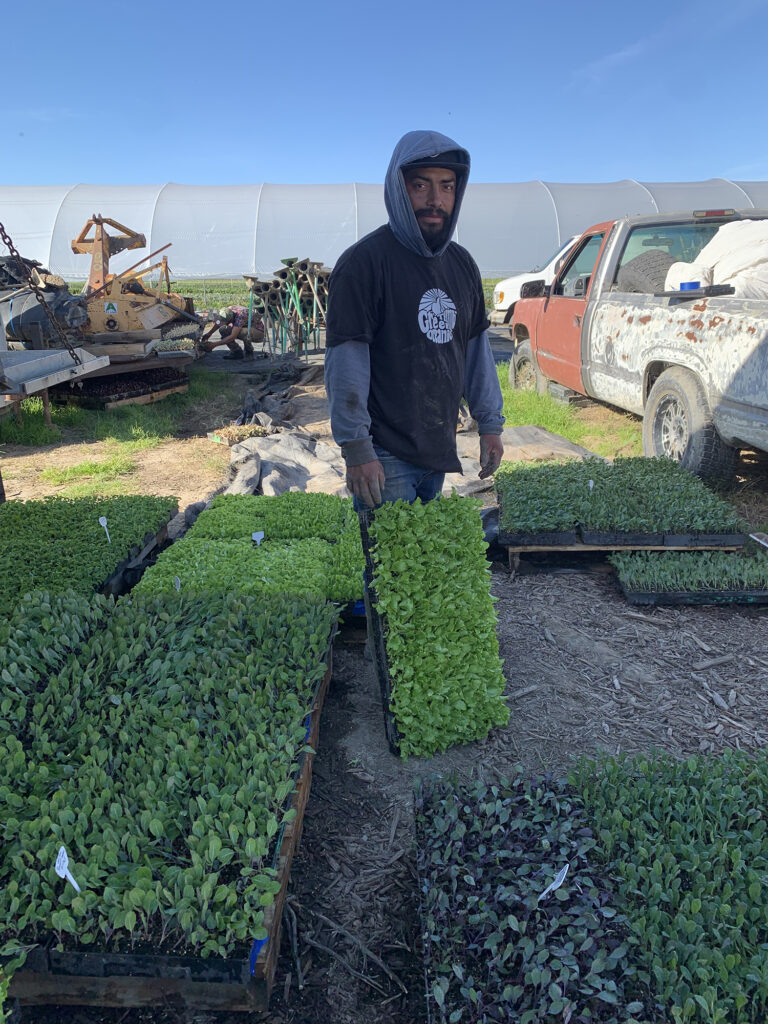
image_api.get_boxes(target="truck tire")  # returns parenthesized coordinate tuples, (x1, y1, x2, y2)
(617, 249, 677, 293)
(509, 339, 548, 393)
(510, 339, 535, 390)
(642, 367, 737, 483)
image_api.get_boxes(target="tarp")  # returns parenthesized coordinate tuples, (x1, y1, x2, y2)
(1, 179, 766, 279)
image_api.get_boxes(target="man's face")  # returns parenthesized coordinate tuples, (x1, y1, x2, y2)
(404, 166, 456, 249)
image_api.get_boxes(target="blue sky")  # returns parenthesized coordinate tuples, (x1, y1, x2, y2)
(4, 0, 768, 186)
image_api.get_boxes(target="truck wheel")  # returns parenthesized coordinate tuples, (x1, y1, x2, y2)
(510, 340, 536, 390)
(642, 367, 737, 482)
(617, 249, 677, 293)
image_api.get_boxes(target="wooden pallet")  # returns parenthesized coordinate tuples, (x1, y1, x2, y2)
(9, 653, 333, 1014)
(103, 383, 188, 408)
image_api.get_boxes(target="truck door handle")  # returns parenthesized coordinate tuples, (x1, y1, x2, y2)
(574, 315, 582, 327)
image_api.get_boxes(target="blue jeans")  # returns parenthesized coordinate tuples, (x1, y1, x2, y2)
(352, 445, 445, 512)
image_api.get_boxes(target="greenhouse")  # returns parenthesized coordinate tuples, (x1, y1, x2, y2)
(2, 178, 768, 280)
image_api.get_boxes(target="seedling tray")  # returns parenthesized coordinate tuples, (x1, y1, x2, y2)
(580, 529, 664, 546)
(498, 528, 579, 546)
(8, 651, 333, 1014)
(619, 584, 768, 607)
(358, 509, 402, 756)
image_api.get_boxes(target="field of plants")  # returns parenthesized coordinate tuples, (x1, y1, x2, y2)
(417, 749, 768, 1024)
(0, 589, 337, 972)
(0, 487, 518, 1016)
(0, 495, 177, 615)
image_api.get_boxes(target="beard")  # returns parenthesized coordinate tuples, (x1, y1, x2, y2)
(416, 210, 452, 251)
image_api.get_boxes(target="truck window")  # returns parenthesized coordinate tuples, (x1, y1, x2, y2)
(616, 223, 723, 274)
(554, 234, 604, 297)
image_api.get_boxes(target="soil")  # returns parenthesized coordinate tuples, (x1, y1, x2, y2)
(9, 353, 768, 1024)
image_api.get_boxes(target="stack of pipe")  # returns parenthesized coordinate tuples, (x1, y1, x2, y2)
(243, 258, 331, 355)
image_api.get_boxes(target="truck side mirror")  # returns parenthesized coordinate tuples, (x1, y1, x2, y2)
(520, 279, 548, 299)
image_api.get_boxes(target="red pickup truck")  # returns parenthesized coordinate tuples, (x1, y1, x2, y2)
(510, 209, 768, 481)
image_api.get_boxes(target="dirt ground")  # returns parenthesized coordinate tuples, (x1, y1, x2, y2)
(10, 357, 768, 1024)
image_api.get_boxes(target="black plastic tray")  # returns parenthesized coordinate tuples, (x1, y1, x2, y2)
(498, 529, 579, 546)
(619, 583, 768, 607)
(357, 510, 402, 756)
(580, 528, 664, 546)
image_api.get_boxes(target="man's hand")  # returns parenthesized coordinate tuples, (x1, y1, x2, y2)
(478, 434, 504, 479)
(346, 460, 386, 507)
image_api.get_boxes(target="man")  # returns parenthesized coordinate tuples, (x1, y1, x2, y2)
(201, 306, 264, 360)
(324, 130, 505, 508)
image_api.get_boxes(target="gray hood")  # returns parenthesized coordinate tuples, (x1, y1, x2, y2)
(384, 129, 470, 258)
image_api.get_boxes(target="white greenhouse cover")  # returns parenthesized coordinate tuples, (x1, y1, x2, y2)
(1, 179, 767, 280)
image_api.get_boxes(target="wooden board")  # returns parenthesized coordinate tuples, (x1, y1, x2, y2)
(104, 384, 188, 409)
(9, 650, 334, 1013)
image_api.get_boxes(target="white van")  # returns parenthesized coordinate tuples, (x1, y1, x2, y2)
(490, 237, 577, 330)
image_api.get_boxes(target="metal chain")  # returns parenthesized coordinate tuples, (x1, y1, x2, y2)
(0, 219, 81, 364)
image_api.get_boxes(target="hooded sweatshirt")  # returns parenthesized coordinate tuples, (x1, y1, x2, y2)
(325, 129, 504, 473)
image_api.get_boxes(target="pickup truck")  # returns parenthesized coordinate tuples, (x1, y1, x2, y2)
(510, 209, 768, 481)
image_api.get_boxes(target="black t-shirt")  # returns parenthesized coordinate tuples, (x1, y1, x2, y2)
(325, 226, 489, 473)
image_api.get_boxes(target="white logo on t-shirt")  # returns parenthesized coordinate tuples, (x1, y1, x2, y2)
(418, 288, 457, 344)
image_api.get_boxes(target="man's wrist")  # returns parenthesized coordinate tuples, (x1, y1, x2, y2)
(341, 437, 377, 466)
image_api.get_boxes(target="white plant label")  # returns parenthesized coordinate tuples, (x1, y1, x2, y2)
(252, 531, 265, 546)
(537, 862, 569, 902)
(98, 515, 111, 544)
(174, 575, 181, 592)
(55, 846, 81, 893)
(588, 479, 594, 493)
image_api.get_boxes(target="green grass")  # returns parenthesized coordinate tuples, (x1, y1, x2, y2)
(483, 277, 502, 310)
(0, 367, 233, 449)
(72, 278, 506, 315)
(497, 362, 643, 459)
(54, 478, 134, 498)
(71, 279, 253, 313)
(39, 452, 136, 485)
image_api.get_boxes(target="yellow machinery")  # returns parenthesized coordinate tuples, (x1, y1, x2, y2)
(71, 216, 200, 340)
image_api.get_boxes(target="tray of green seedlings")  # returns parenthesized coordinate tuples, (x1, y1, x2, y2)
(181, 492, 364, 605)
(494, 458, 587, 545)
(415, 772, 647, 1024)
(610, 546, 768, 605)
(363, 493, 509, 758)
(495, 457, 745, 549)
(571, 750, 768, 1023)
(0, 588, 337, 1014)
(579, 457, 745, 547)
(190, 492, 352, 542)
(0, 495, 178, 616)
